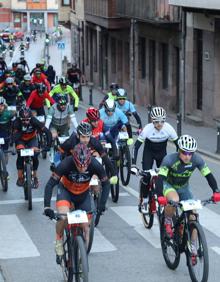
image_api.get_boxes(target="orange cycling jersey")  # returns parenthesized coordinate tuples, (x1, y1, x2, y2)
(61, 176, 90, 195)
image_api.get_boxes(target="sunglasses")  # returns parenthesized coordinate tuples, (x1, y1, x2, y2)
(90, 119, 99, 123)
(180, 150, 194, 156)
(21, 118, 31, 122)
(153, 120, 165, 124)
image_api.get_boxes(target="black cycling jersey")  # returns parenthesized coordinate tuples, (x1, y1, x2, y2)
(60, 132, 116, 176)
(44, 156, 110, 210)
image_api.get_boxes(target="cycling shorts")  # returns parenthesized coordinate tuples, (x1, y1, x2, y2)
(163, 181, 193, 201)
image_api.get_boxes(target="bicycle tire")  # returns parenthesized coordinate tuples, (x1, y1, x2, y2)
(0, 150, 8, 192)
(60, 232, 74, 282)
(160, 213, 180, 270)
(108, 160, 119, 203)
(74, 235, 89, 282)
(141, 197, 154, 229)
(87, 215, 95, 254)
(41, 134, 47, 159)
(26, 163, 32, 210)
(187, 221, 209, 282)
(119, 145, 131, 186)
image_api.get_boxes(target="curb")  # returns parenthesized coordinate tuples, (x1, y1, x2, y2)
(79, 102, 220, 162)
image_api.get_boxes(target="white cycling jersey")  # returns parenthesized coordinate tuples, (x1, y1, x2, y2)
(138, 122, 178, 143)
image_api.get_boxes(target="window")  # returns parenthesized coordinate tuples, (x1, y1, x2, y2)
(138, 37, 146, 79)
(71, 0, 75, 10)
(62, 0, 70, 6)
(111, 38, 116, 74)
(161, 43, 169, 89)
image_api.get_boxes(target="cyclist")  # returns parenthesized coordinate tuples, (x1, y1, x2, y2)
(0, 97, 14, 164)
(32, 68, 51, 92)
(26, 83, 55, 116)
(67, 63, 82, 85)
(45, 95, 78, 137)
(59, 122, 117, 183)
(14, 107, 52, 188)
(15, 64, 26, 84)
(82, 107, 104, 140)
(131, 106, 178, 213)
(116, 88, 142, 130)
(47, 77, 79, 111)
(44, 143, 110, 254)
(100, 98, 133, 158)
(156, 135, 220, 245)
(45, 65, 56, 86)
(19, 74, 36, 101)
(99, 82, 119, 109)
(0, 77, 23, 107)
(20, 56, 30, 73)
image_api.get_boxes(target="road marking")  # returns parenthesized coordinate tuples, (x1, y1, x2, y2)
(91, 228, 117, 253)
(211, 247, 220, 255)
(0, 214, 40, 259)
(111, 206, 161, 248)
(0, 197, 56, 205)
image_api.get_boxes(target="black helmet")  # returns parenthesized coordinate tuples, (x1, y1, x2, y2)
(36, 83, 46, 93)
(19, 106, 32, 120)
(110, 83, 119, 91)
(116, 88, 127, 100)
(77, 122, 92, 137)
(57, 95, 67, 111)
(59, 76, 68, 85)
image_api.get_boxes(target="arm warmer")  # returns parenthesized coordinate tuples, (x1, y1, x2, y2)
(132, 139, 142, 164)
(44, 176, 59, 207)
(133, 112, 142, 129)
(205, 173, 218, 192)
(126, 123, 132, 138)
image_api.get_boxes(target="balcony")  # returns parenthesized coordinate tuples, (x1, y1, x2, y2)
(116, 0, 180, 23)
(169, 0, 220, 10)
(84, 0, 130, 29)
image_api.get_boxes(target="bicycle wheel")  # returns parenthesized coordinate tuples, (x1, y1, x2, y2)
(41, 134, 47, 159)
(160, 214, 180, 270)
(119, 145, 131, 186)
(0, 150, 8, 192)
(87, 214, 95, 254)
(60, 232, 74, 282)
(74, 235, 89, 282)
(25, 163, 32, 210)
(187, 221, 209, 282)
(141, 196, 154, 229)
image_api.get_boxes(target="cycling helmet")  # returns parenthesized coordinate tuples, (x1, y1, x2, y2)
(57, 96, 67, 112)
(104, 98, 116, 112)
(110, 83, 119, 91)
(5, 77, 14, 84)
(86, 107, 100, 121)
(36, 83, 46, 93)
(12, 62, 18, 68)
(19, 106, 32, 120)
(72, 143, 91, 169)
(34, 68, 41, 74)
(116, 88, 127, 100)
(178, 135, 197, 153)
(59, 76, 68, 85)
(77, 122, 92, 137)
(150, 106, 166, 121)
(17, 64, 24, 71)
(0, 97, 6, 105)
(24, 74, 31, 81)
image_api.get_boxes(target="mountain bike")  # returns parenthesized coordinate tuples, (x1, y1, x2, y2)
(52, 210, 89, 282)
(36, 116, 47, 159)
(117, 131, 131, 186)
(158, 196, 220, 282)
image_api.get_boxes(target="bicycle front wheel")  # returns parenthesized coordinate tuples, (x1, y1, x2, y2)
(187, 221, 209, 282)
(25, 163, 32, 210)
(0, 150, 8, 192)
(119, 146, 131, 186)
(141, 196, 154, 229)
(60, 233, 74, 282)
(74, 235, 89, 282)
(160, 214, 180, 270)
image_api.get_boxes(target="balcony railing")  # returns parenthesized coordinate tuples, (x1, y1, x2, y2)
(169, 0, 220, 10)
(85, 0, 117, 18)
(116, 0, 180, 23)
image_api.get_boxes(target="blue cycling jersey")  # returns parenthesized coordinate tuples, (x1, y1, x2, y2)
(116, 100, 136, 114)
(99, 108, 128, 129)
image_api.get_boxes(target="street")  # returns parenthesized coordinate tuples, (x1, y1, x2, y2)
(0, 31, 220, 282)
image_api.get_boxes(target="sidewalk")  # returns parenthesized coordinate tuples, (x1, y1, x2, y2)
(80, 85, 220, 161)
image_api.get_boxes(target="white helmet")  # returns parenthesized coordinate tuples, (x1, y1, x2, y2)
(104, 98, 116, 112)
(150, 106, 166, 121)
(0, 97, 6, 105)
(178, 135, 197, 152)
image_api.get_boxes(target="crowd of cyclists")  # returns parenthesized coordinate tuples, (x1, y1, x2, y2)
(1, 31, 220, 282)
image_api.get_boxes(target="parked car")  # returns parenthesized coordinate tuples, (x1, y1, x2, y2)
(0, 28, 24, 42)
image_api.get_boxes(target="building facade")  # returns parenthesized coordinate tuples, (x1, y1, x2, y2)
(0, 0, 58, 32)
(0, 0, 12, 29)
(169, 0, 220, 125)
